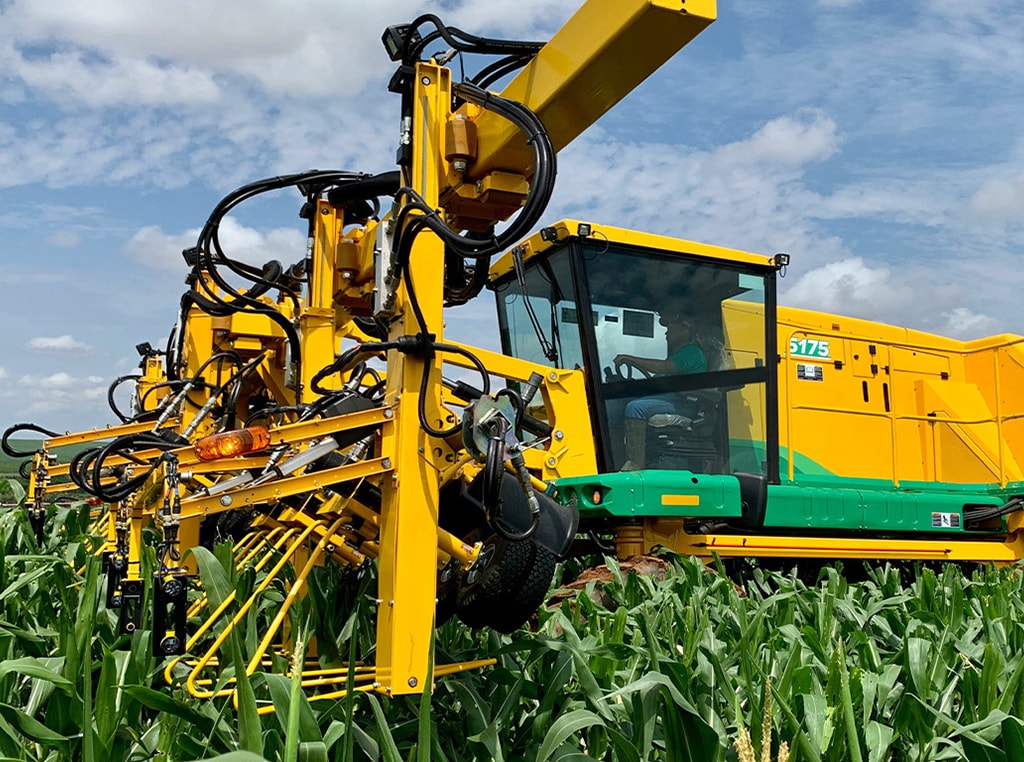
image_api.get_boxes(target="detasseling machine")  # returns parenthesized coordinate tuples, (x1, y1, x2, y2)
(6, 0, 1024, 706)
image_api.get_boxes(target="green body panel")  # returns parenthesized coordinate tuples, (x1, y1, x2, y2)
(556, 471, 743, 520)
(764, 477, 1003, 534)
(563, 470, 1017, 535)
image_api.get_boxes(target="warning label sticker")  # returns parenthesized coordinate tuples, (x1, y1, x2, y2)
(931, 512, 961, 529)
(796, 364, 824, 382)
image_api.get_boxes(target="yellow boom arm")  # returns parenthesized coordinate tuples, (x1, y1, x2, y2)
(463, 0, 716, 179)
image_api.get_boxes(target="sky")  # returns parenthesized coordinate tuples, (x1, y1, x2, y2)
(1, 0, 1023, 434)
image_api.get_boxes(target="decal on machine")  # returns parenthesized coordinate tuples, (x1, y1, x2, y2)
(796, 364, 824, 382)
(931, 512, 961, 529)
(790, 337, 831, 360)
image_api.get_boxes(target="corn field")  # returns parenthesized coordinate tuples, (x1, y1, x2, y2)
(2, 478, 1024, 762)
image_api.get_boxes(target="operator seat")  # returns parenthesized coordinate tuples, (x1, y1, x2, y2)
(645, 325, 728, 473)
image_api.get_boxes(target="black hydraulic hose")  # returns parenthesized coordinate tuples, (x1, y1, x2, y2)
(964, 497, 1024, 524)
(2, 423, 59, 458)
(309, 342, 397, 397)
(326, 171, 400, 208)
(470, 53, 535, 90)
(107, 374, 142, 424)
(82, 431, 185, 502)
(416, 339, 490, 439)
(195, 170, 364, 292)
(480, 419, 540, 542)
(181, 287, 303, 400)
(401, 15, 543, 64)
(389, 82, 555, 267)
(214, 351, 271, 431)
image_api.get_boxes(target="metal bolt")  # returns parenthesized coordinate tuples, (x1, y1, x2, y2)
(547, 457, 557, 467)
(421, 76, 431, 85)
(383, 458, 392, 469)
(161, 636, 181, 654)
(325, 544, 336, 552)
(453, 159, 467, 173)
(321, 208, 329, 215)
(549, 372, 558, 381)
(219, 495, 233, 507)
(554, 430, 564, 440)
(408, 677, 418, 688)
(383, 409, 394, 419)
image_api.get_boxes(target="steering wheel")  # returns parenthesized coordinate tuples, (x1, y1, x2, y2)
(607, 357, 654, 382)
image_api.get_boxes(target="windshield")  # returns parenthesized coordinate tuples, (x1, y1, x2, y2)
(495, 238, 774, 478)
(495, 248, 580, 370)
(579, 244, 770, 475)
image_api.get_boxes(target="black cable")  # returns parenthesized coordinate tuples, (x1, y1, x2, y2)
(469, 53, 535, 90)
(138, 379, 207, 417)
(495, 388, 525, 430)
(309, 342, 397, 397)
(183, 170, 374, 391)
(390, 84, 555, 264)
(107, 374, 142, 424)
(81, 431, 185, 502)
(2, 423, 59, 458)
(416, 340, 490, 438)
(400, 15, 543, 65)
(212, 351, 269, 431)
(964, 497, 1024, 524)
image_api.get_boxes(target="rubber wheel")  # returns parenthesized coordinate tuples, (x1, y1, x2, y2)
(486, 543, 557, 634)
(456, 536, 557, 633)
(456, 534, 532, 629)
(435, 558, 461, 627)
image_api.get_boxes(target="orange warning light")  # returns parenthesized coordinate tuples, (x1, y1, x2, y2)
(194, 427, 271, 462)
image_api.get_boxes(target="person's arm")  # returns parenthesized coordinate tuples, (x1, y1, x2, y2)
(613, 354, 676, 375)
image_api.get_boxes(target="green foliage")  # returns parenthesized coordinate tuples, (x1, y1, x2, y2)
(4, 478, 1024, 760)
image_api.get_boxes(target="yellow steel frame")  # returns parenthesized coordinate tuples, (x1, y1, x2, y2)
(621, 519, 1024, 564)
(20, 0, 726, 705)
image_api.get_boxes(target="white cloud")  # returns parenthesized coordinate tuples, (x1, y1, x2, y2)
(783, 257, 906, 316)
(0, 367, 7, 380)
(811, 181, 951, 227)
(45, 229, 81, 247)
(124, 216, 306, 272)
(966, 172, 1024, 224)
(937, 307, 1001, 340)
(26, 335, 90, 352)
(3, 46, 220, 108)
(15, 371, 108, 415)
(780, 258, 1005, 340)
(30, 371, 76, 388)
(1, 0, 428, 101)
(707, 111, 839, 171)
(439, 0, 575, 37)
(550, 112, 845, 260)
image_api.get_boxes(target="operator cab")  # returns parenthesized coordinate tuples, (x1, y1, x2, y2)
(492, 222, 780, 483)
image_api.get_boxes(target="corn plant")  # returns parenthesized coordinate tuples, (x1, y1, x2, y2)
(3, 477, 1024, 761)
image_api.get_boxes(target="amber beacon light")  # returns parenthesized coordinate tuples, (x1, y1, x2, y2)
(194, 427, 272, 461)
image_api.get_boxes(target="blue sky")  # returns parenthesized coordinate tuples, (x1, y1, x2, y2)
(1, 0, 1023, 433)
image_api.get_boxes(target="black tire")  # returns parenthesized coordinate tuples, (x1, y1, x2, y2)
(456, 534, 532, 629)
(456, 536, 556, 633)
(486, 543, 557, 634)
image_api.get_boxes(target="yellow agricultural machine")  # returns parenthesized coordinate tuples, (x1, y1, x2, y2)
(4, 0, 1024, 705)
